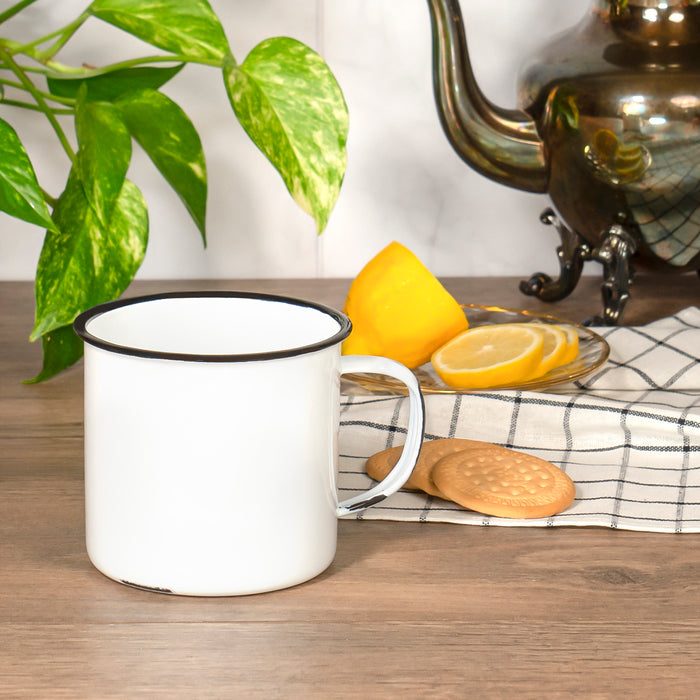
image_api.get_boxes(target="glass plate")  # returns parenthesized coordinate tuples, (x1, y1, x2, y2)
(341, 304, 610, 395)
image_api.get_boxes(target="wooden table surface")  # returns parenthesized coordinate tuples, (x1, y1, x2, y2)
(2, 273, 700, 698)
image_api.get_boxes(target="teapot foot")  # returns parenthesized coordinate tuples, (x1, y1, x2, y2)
(584, 218, 637, 326)
(520, 208, 637, 326)
(519, 208, 590, 302)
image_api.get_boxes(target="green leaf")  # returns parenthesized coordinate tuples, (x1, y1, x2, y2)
(31, 171, 148, 340)
(47, 64, 184, 102)
(117, 89, 206, 241)
(0, 117, 57, 231)
(24, 325, 84, 384)
(75, 89, 132, 227)
(223, 38, 348, 233)
(88, 0, 229, 61)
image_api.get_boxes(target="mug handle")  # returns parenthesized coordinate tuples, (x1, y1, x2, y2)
(336, 355, 425, 517)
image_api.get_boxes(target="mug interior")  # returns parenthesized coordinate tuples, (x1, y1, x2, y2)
(76, 293, 350, 360)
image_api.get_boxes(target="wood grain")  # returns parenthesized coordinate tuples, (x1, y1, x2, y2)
(5, 621, 700, 698)
(2, 275, 700, 696)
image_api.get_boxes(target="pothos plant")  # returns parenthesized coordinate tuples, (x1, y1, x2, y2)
(0, 0, 349, 382)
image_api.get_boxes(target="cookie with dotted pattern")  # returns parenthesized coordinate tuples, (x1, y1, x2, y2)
(431, 447, 575, 519)
(365, 438, 498, 499)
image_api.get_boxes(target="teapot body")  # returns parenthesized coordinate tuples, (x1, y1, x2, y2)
(519, 0, 700, 271)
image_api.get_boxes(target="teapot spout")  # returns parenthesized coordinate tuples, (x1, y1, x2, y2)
(427, 0, 548, 193)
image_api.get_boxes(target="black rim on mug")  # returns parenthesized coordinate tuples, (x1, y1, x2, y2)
(73, 291, 353, 363)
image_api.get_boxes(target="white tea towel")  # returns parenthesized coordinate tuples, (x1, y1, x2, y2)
(338, 306, 700, 532)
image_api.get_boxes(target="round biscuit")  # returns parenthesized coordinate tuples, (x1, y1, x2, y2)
(431, 447, 575, 519)
(365, 438, 499, 499)
(365, 446, 420, 492)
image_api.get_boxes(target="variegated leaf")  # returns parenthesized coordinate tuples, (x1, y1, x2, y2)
(31, 171, 148, 340)
(117, 89, 206, 240)
(88, 0, 229, 61)
(223, 38, 348, 233)
(25, 324, 85, 384)
(47, 64, 184, 102)
(0, 118, 56, 231)
(75, 89, 132, 227)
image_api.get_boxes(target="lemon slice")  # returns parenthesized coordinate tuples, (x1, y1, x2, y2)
(517, 323, 568, 378)
(592, 128, 618, 163)
(342, 242, 469, 368)
(558, 324, 580, 367)
(431, 324, 544, 389)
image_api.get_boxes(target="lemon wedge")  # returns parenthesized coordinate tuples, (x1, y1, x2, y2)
(342, 241, 469, 368)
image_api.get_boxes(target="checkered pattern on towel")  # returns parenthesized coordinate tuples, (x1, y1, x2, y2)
(338, 306, 700, 532)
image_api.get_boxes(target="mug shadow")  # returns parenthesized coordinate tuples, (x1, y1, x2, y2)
(316, 516, 431, 580)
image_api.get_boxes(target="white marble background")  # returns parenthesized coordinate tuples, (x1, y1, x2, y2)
(0, 0, 592, 281)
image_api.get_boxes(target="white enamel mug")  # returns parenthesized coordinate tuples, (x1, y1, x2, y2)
(73, 291, 424, 596)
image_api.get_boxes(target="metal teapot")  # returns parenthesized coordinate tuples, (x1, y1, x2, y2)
(427, 0, 700, 322)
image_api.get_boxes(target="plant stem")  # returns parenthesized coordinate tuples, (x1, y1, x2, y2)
(36, 90, 75, 107)
(42, 53, 219, 79)
(41, 187, 58, 209)
(24, 12, 90, 61)
(0, 76, 23, 89)
(1, 98, 72, 114)
(0, 76, 77, 106)
(0, 51, 208, 78)
(0, 47, 75, 164)
(0, 63, 50, 75)
(0, 0, 40, 25)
